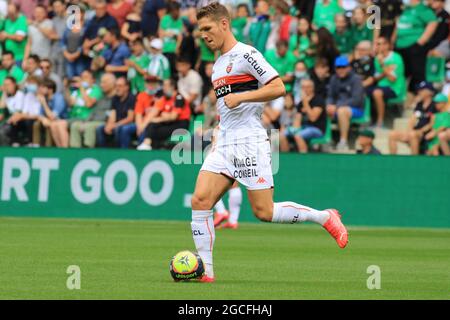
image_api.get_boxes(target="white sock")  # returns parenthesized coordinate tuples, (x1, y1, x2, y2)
(228, 187, 242, 224)
(191, 210, 215, 278)
(214, 199, 227, 214)
(272, 202, 330, 226)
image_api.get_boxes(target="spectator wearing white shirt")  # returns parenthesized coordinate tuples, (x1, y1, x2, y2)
(26, 5, 57, 60)
(0, 76, 24, 145)
(176, 56, 203, 112)
(6, 76, 42, 146)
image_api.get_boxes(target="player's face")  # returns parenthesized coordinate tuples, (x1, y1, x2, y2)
(198, 17, 225, 51)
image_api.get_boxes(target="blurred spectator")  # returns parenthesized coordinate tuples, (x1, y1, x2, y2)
(137, 79, 191, 150)
(372, 0, 402, 39)
(0, 2, 28, 65)
(50, 0, 67, 79)
(231, 3, 250, 43)
(40, 58, 63, 93)
(289, 16, 315, 70)
(292, 60, 310, 105)
(394, 0, 438, 93)
(62, 5, 87, 79)
(94, 27, 131, 76)
(51, 70, 103, 147)
(7, 76, 42, 146)
(176, 56, 203, 111)
(26, 5, 57, 60)
(249, 0, 271, 54)
(315, 27, 340, 72)
(142, 0, 166, 38)
(0, 77, 24, 145)
(121, 0, 144, 42)
(426, 0, 450, 57)
(388, 81, 437, 155)
(369, 36, 406, 127)
(13, 0, 49, 20)
(313, 0, 344, 34)
(178, 21, 198, 70)
(96, 77, 135, 148)
(0, 51, 25, 92)
(23, 54, 43, 78)
(425, 93, 450, 156)
(70, 73, 116, 148)
(194, 87, 218, 150)
(356, 129, 381, 155)
(351, 40, 375, 89)
(333, 13, 352, 55)
(126, 38, 151, 95)
(33, 79, 67, 147)
(292, 0, 316, 21)
(351, 6, 373, 45)
(159, 1, 183, 74)
(147, 38, 171, 81)
(280, 80, 326, 153)
(264, 40, 296, 93)
(326, 56, 365, 151)
(107, 0, 133, 28)
(308, 57, 330, 98)
(132, 77, 162, 147)
(82, 1, 119, 59)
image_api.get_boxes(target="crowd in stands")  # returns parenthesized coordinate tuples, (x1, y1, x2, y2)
(0, 0, 449, 156)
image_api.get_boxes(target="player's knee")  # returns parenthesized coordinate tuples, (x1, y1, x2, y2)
(438, 131, 447, 142)
(191, 194, 214, 211)
(252, 204, 273, 222)
(373, 89, 383, 99)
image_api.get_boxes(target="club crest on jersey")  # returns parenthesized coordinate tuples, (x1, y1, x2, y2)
(226, 63, 233, 73)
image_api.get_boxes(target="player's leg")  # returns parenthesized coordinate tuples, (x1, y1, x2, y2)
(191, 171, 233, 279)
(218, 182, 242, 229)
(213, 198, 229, 227)
(247, 188, 348, 248)
(439, 129, 450, 155)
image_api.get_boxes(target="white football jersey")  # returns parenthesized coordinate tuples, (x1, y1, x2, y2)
(211, 42, 279, 146)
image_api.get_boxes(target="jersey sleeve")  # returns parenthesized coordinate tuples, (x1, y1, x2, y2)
(242, 46, 279, 85)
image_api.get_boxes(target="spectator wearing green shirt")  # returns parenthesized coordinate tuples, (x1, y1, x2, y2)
(333, 14, 353, 55)
(313, 0, 344, 34)
(159, 1, 183, 79)
(425, 93, 450, 156)
(264, 40, 296, 93)
(125, 38, 150, 95)
(249, 0, 272, 54)
(231, 4, 250, 43)
(394, 0, 438, 92)
(146, 38, 171, 81)
(0, 51, 25, 92)
(51, 70, 103, 148)
(369, 36, 406, 127)
(351, 6, 373, 46)
(0, 3, 28, 65)
(289, 16, 315, 69)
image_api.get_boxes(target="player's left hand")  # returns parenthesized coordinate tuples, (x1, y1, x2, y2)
(224, 93, 242, 109)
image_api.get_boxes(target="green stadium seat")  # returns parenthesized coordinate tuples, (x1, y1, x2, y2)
(310, 117, 332, 146)
(426, 56, 446, 83)
(351, 97, 371, 125)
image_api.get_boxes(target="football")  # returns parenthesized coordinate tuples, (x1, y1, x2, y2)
(169, 250, 205, 281)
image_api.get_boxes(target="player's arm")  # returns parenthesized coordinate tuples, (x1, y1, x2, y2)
(224, 77, 286, 109)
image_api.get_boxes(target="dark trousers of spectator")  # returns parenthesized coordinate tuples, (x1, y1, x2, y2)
(96, 123, 146, 149)
(9, 120, 35, 145)
(163, 52, 177, 80)
(146, 120, 190, 149)
(396, 44, 429, 92)
(0, 123, 12, 146)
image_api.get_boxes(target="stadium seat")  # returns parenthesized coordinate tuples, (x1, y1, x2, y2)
(426, 56, 446, 84)
(310, 117, 332, 146)
(351, 97, 371, 125)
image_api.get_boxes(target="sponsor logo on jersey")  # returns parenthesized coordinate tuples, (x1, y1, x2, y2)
(212, 74, 258, 98)
(243, 52, 267, 77)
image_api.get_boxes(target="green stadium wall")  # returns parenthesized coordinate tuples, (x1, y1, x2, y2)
(0, 147, 449, 228)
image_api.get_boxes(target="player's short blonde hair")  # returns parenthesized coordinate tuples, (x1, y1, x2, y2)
(196, 2, 230, 22)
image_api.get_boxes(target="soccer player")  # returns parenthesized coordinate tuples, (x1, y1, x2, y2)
(191, 2, 348, 283)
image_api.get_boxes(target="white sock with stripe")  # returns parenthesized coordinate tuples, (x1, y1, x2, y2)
(272, 202, 330, 225)
(191, 209, 215, 278)
(228, 187, 242, 224)
(214, 199, 227, 214)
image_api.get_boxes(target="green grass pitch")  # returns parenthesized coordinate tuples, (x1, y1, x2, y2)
(0, 217, 449, 299)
